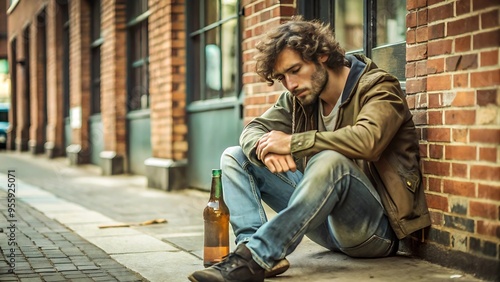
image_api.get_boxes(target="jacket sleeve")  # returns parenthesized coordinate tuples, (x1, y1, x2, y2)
(240, 92, 294, 165)
(291, 75, 407, 161)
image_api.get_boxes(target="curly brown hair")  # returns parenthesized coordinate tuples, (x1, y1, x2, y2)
(255, 16, 346, 85)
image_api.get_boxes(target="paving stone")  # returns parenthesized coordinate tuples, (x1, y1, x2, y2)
(19, 277, 42, 282)
(0, 190, 149, 281)
(54, 263, 78, 271)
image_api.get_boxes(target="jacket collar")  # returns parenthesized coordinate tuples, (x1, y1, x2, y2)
(341, 55, 367, 104)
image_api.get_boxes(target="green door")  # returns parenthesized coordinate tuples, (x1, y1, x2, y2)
(186, 0, 242, 190)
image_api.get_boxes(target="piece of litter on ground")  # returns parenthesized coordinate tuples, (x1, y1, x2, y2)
(450, 274, 463, 279)
(98, 218, 168, 229)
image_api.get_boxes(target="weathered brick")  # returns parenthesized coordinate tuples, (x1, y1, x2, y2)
(473, 0, 500, 11)
(426, 193, 449, 211)
(447, 15, 480, 36)
(471, 165, 500, 181)
(476, 221, 500, 239)
(407, 44, 428, 61)
(471, 201, 499, 220)
(428, 2, 454, 22)
(427, 127, 451, 142)
(443, 214, 475, 232)
(428, 110, 443, 125)
(476, 88, 500, 106)
(428, 93, 442, 108)
(479, 147, 497, 163)
(445, 145, 476, 161)
(473, 29, 500, 50)
(423, 160, 451, 176)
(469, 237, 498, 258)
(451, 128, 468, 143)
(452, 163, 468, 178)
(416, 26, 428, 43)
(445, 109, 476, 125)
(428, 39, 452, 57)
(451, 91, 476, 107)
(480, 49, 499, 67)
(428, 23, 445, 40)
(428, 74, 451, 91)
(470, 128, 500, 144)
(428, 176, 443, 193)
(406, 61, 416, 77)
(453, 73, 469, 88)
(407, 77, 427, 94)
(471, 69, 500, 88)
(407, 11, 417, 28)
(478, 183, 500, 201)
(455, 35, 472, 53)
(450, 197, 468, 215)
(429, 143, 444, 159)
(407, 28, 416, 44)
(456, 0, 472, 16)
(417, 9, 428, 26)
(427, 227, 451, 246)
(446, 54, 478, 71)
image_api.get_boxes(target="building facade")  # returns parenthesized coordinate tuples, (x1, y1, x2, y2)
(5, 0, 499, 280)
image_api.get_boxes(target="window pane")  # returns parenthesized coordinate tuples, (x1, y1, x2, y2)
(132, 25, 142, 61)
(91, 0, 101, 41)
(376, 0, 406, 46)
(128, 0, 148, 18)
(91, 47, 101, 113)
(141, 21, 149, 58)
(221, 0, 237, 20)
(189, 0, 240, 102)
(221, 19, 237, 98)
(205, 0, 219, 25)
(205, 28, 220, 99)
(129, 66, 145, 110)
(335, 0, 363, 52)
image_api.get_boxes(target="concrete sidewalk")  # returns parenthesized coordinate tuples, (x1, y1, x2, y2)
(0, 151, 487, 281)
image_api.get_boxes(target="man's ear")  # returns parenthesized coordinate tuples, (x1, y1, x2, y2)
(319, 54, 328, 63)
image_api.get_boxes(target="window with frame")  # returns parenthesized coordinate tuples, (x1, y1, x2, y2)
(90, 0, 102, 114)
(127, 0, 149, 111)
(299, 0, 407, 83)
(187, 0, 240, 102)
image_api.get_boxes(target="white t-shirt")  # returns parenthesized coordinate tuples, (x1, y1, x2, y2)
(318, 98, 341, 132)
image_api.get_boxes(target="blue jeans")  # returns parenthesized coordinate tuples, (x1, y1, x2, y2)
(220, 146, 398, 270)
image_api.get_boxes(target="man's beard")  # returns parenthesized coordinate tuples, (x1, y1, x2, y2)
(294, 64, 328, 106)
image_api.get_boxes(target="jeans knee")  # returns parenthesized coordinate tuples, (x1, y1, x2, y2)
(221, 146, 245, 169)
(306, 150, 350, 176)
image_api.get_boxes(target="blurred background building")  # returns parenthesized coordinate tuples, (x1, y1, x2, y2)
(2, 0, 499, 280)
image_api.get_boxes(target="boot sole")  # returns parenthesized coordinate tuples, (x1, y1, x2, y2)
(265, 258, 290, 278)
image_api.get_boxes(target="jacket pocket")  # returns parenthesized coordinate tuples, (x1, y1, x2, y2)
(399, 169, 420, 193)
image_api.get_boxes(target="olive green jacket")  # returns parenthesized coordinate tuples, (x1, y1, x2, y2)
(240, 54, 431, 239)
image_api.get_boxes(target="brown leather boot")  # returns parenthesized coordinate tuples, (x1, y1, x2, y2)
(188, 244, 265, 282)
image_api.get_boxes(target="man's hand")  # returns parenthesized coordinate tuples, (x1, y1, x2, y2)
(255, 130, 292, 161)
(262, 153, 297, 173)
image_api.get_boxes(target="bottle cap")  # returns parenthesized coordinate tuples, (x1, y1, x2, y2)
(212, 169, 222, 177)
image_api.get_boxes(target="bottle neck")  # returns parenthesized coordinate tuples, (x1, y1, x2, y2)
(210, 176, 223, 200)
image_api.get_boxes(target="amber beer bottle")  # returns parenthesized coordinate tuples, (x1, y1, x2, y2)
(203, 169, 230, 267)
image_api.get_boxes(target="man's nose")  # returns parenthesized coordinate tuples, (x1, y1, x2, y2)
(284, 75, 298, 91)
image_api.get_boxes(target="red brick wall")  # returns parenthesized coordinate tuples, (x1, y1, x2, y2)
(241, 0, 295, 125)
(406, 0, 499, 261)
(29, 10, 46, 152)
(101, 0, 127, 156)
(69, 0, 91, 158)
(45, 0, 65, 155)
(148, 0, 187, 161)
